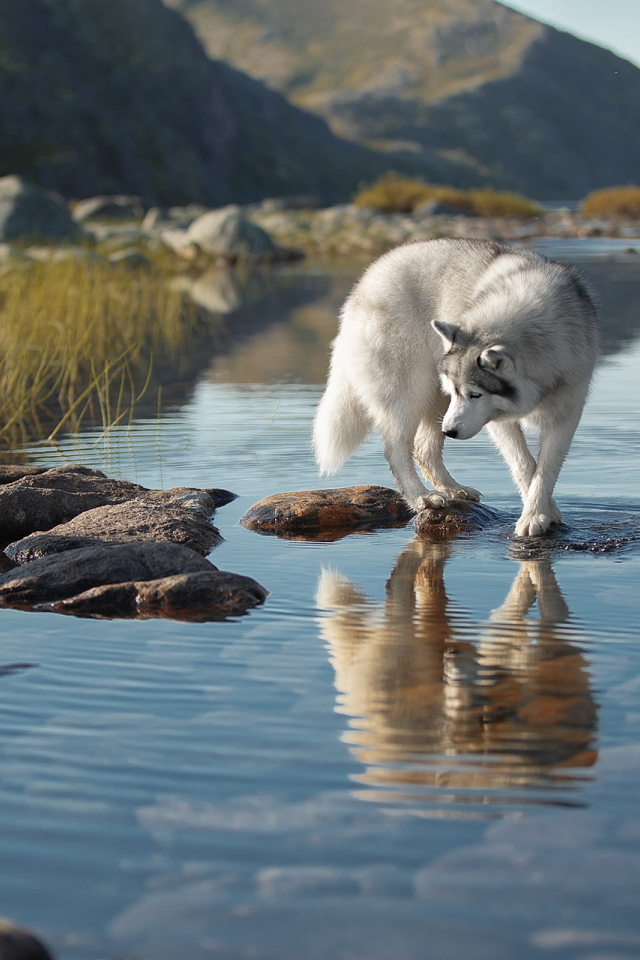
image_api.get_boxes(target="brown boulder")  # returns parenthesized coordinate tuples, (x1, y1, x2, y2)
(240, 485, 413, 539)
(6, 493, 222, 562)
(46, 570, 268, 621)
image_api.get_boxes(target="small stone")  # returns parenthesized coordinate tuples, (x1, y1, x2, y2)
(240, 485, 413, 538)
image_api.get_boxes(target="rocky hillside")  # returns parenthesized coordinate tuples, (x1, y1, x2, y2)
(170, 0, 640, 199)
(0, 0, 462, 205)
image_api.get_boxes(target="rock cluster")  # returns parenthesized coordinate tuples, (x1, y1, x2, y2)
(240, 485, 504, 541)
(3, 179, 639, 276)
(0, 465, 267, 621)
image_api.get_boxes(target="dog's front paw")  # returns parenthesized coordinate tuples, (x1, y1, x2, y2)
(414, 491, 447, 511)
(549, 497, 563, 525)
(443, 484, 482, 502)
(515, 510, 552, 538)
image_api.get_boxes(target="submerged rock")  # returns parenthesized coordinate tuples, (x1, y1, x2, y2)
(240, 485, 413, 538)
(413, 499, 506, 539)
(6, 493, 223, 562)
(47, 569, 269, 621)
(0, 464, 235, 542)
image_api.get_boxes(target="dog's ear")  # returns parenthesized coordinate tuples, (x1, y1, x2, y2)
(432, 319, 459, 349)
(478, 345, 514, 374)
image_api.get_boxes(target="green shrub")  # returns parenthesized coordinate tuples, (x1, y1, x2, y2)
(581, 185, 640, 218)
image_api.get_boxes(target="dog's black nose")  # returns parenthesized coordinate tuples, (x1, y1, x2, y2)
(443, 429, 458, 439)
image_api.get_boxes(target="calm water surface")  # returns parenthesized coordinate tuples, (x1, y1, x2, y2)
(1, 242, 639, 959)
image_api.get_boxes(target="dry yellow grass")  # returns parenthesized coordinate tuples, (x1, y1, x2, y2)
(352, 172, 541, 217)
(581, 185, 640, 219)
(0, 256, 191, 446)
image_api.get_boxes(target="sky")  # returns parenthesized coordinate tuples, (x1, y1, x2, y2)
(503, 0, 640, 68)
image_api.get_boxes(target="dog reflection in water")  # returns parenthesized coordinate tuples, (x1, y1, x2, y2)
(316, 545, 597, 804)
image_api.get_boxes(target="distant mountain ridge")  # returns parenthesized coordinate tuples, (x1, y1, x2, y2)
(170, 0, 640, 199)
(1, 0, 466, 205)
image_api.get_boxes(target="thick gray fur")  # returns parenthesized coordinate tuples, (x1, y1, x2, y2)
(313, 238, 599, 537)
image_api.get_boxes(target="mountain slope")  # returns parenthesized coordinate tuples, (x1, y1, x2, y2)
(0, 0, 459, 204)
(171, 0, 640, 198)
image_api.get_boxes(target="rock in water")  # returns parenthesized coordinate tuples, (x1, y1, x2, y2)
(413, 499, 504, 539)
(0, 541, 215, 607)
(0, 464, 235, 542)
(0, 175, 84, 243)
(240, 485, 413, 538)
(6, 494, 223, 562)
(47, 570, 268, 621)
(186, 206, 281, 261)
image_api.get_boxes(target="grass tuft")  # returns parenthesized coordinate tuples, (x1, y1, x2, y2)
(0, 255, 192, 447)
(352, 172, 541, 218)
(580, 185, 640, 219)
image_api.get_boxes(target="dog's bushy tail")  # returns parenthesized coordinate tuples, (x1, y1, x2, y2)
(313, 376, 371, 475)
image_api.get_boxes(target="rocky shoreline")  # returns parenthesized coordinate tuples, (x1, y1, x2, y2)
(0, 465, 266, 621)
(1, 465, 638, 621)
(2, 176, 640, 270)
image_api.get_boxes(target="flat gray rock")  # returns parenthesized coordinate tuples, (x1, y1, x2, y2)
(0, 465, 48, 485)
(0, 464, 235, 542)
(6, 494, 223, 562)
(46, 569, 268, 621)
(0, 540, 214, 608)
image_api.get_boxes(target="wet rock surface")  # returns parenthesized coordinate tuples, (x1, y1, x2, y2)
(0, 464, 265, 621)
(240, 485, 414, 539)
(47, 570, 269, 622)
(414, 499, 507, 539)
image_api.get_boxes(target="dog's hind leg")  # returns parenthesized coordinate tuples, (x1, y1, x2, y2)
(382, 431, 447, 512)
(414, 420, 481, 502)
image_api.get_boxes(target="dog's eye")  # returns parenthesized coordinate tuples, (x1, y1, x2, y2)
(469, 391, 482, 400)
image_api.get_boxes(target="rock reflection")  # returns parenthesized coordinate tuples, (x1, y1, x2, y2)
(317, 543, 598, 807)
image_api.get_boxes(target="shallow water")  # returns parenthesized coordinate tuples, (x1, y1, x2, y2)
(1, 242, 640, 959)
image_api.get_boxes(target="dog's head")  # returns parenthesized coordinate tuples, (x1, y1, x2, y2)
(432, 320, 518, 439)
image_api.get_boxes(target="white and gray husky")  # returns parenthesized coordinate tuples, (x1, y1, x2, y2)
(313, 238, 599, 537)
